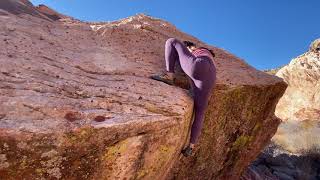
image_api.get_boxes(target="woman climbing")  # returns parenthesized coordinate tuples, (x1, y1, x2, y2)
(150, 38, 217, 157)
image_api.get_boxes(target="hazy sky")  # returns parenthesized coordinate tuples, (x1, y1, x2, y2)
(31, 0, 320, 70)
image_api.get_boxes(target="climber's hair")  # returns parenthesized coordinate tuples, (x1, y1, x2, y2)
(206, 48, 216, 58)
(183, 40, 196, 48)
(183, 40, 215, 58)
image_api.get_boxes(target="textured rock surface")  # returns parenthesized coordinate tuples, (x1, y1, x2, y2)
(272, 39, 320, 154)
(0, 0, 287, 179)
(244, 39, 320, 180)
(310, 38, 320, 53)
(35, 4, 69, 21)
(242, 144, 320, 180)
(275, 39, 320, 122)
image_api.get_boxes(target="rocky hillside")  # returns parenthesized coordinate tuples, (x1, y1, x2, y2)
(275, 39, 320, 122)
(272, 39, 320, 154)
(243, 39, 320, 180)
(0, 0, 287, 179)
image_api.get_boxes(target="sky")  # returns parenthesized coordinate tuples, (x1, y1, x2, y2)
(30, 0, 320, 70)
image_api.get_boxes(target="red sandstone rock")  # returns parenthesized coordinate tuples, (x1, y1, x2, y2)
(36, 4, 68, 21)
(0, 0, 287, 179)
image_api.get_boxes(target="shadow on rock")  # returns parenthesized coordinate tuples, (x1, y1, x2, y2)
(242, 144, 320, 180)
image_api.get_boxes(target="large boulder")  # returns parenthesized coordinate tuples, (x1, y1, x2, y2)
(271, 41, 320, 153)
(275, 39, 320, 122)
(0, 1, 287, 179)
(243, 39, 320, 179)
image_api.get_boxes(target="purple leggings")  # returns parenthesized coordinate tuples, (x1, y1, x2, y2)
(165, 38, 216, 144)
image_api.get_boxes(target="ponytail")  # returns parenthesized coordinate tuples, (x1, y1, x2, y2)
(200, 47, 215, 58)
(208, 49, 215, 58)
(183, 40, 196, 48)
(183, 41, 216, 58)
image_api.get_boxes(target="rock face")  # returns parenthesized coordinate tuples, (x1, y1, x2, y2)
(243, 39, 320, 180)
(275, 39, 320, 122)
(0, 0, 287, 179)
(35, 4, 69, 21)
(271, 40, 320, 153)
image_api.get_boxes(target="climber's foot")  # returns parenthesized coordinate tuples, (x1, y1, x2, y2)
(181, 145, 193, 157)
(150, 71, 175, 85)
(187, 88, 194, 98)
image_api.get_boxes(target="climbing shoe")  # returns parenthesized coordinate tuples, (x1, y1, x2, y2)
(188, 88, 194, 98)
(181, 145, 193, 157)
(150, 71, 174, 85)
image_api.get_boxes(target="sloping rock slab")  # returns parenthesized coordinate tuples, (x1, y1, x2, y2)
(0, 1, 287, 179)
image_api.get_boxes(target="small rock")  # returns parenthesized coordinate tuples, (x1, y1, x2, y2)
(7, 27, 15, 31)
(94, 116, 106, 122)
(64, 112, 82, 122)
(0, 114, 5, 119)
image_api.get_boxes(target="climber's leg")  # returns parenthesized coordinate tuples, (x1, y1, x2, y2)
(182, 92, 212, 157)
(165, 38, 196, 74)
(151, 38, 196, 85)
(189, 91, 215, 144)
(189, 57, 217, 145)
(188, 77, 196, 97)
(189, 99, 208, 144)
(182, 57, 216, 157)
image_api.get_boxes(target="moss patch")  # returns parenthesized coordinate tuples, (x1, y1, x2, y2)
(231, 135, 251, 151)
(103, 138, 129, 161)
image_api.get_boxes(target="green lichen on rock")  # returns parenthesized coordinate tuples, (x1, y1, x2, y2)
(103, 138, 129, 161)
(64, 127, 97, 145)
(231, 135, 251, 151)
(252, 122, 262, 134)
(170, 82, 286, 180)
(157, 144, 174, 167)
(136, 169, 149, 179)
(135, 142, 176, 179)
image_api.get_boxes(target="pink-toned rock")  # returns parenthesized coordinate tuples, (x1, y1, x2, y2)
(0, 0, 50, 20)
(275, 39, 320, 122)
(35, 4, 69, 21)
(0, 0, 287, 179)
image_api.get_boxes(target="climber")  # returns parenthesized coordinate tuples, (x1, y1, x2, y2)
(150, 38, 217, 157)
